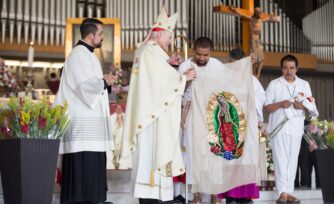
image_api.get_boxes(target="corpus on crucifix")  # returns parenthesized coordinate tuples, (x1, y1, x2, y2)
(214, 1, 280, 78)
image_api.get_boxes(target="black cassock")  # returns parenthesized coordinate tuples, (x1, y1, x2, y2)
(60, 152, 107, 203)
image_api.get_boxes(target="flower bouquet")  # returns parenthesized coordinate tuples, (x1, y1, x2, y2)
(325, 121, 334, 149)
(110, 64, 123, 94)
(303, 118, 330, 151)
(0, 97, 71, 204)
(0, 58, 20, 97)
(306, 120, 334, 203)
(0, 97, 70, 140)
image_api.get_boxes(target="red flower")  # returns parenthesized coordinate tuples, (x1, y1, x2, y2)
(38, 116, 47, 129)
(210, 145, 221, 154)
(1, 127, 11, 138)
(235, 148, 243, 157)
(21, 124, 29, 134)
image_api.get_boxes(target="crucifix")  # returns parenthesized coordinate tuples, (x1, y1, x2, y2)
(213, 0, 280, 78)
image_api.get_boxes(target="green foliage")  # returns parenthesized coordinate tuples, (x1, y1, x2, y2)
(0, 97, 70, 140)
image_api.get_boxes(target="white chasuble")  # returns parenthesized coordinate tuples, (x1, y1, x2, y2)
(121, 41, 186, 200)
(191, 57, 259, 194)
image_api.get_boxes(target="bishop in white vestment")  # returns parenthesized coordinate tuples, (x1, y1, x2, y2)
(121, 7, 196, 203)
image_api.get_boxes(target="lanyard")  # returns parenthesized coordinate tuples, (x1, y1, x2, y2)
(287, 85, 296, 100)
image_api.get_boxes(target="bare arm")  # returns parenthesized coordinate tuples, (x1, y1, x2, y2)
(261, 13, 281, 23)
(229, 6, 252, 19)
(265, 100, 291, 113)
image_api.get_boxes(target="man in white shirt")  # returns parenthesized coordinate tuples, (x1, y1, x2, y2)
(178, 37, 224, 204)
(264, 55, 318, 203)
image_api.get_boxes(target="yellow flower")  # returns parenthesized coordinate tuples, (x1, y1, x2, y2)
(20, 111, 30, 125)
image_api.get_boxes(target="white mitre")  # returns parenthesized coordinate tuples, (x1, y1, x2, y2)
(151, 6, 178, 34)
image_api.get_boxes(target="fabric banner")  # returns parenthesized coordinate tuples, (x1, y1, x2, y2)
(191, 57, 260, 194)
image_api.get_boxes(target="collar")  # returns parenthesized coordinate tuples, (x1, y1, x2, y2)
(76, 40, 95, 52)
(280, 76, 299, 85)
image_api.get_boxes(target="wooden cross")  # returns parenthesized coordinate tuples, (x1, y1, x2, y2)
(213, 0, 273, 55)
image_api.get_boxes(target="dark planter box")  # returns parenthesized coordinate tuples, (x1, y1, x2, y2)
(0, 138, 60, 204)
(315, 149, 334, 203)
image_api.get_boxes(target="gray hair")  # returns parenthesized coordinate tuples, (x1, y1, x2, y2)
(150, 30, 172, 40)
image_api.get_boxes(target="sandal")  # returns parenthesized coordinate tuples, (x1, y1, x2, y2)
(287, 194, 300, 203)
(276, 192, 288, 204)
(210, 194, 223, 204)
(191, 193, 201, 204)
(276, 198, 287, 204)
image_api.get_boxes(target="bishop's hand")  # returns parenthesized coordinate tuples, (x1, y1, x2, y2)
(168, 53, 184, 66)
(184, 68, 196, 81)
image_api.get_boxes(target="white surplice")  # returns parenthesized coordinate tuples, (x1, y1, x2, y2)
(55, 44, 113, 154)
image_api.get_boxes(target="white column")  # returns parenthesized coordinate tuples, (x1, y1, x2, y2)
(49, 0, 55, 45)
(129, 0, 134, 50)
(37, 0, 43, 45)
(124, 0, 129, 49)
(43, 0, 49, 45)
(274, 3, 278, 52)
(278, 8, 283, 52)
(30, 0, 37, 44)
(134, 0, 139, 46)
(1, 0, 7, 43)
(61, 0, 66, 46)
(55, 0, 62, 46)
(17, 0, 23, 44)
(24, 0, 31, 44)
(9, 0, 16, 44)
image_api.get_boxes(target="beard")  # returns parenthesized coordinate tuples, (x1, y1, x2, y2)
(94, 40, 103, 48)
(196, 60, 209, 66)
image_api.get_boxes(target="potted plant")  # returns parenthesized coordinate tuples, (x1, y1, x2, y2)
(304, 119, 334, 203)
(0, 97, 70, 204)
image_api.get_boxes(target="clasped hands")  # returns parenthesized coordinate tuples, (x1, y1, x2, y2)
(103, 73, 118, 86)
(280, 100, 305, 110)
